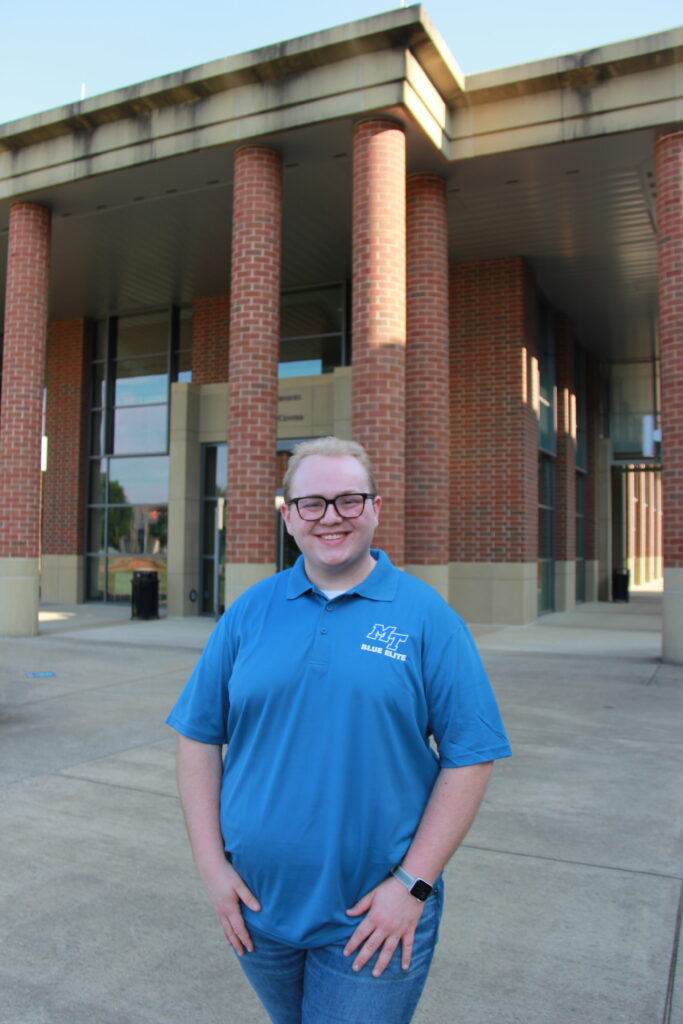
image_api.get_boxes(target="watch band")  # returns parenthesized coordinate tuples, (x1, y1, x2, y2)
(391, 864, 433, 902)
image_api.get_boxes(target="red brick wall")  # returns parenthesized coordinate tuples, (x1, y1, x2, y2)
(0, 203, 51, 560)
(449, 257, 538, 563)
(351, 119, 406, 564)
(555, 316, 576, 562)
(227, 147, 281, 565)
(42, 319, 89, 556)
(656, 129, 683, 570)
(405, 173, 449, 566)
(192, 294, 230, 384)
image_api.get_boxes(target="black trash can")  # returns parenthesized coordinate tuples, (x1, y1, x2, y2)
(612, 568, 630, 602)
(131, 570, 159, 619)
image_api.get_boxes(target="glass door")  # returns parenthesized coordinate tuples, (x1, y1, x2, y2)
(201, 444, 227, 616)
(538, 455, 555, 614)
(575, 471, 586, 602)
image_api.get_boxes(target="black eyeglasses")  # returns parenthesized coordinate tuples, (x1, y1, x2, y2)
(288, 493, 375, 521)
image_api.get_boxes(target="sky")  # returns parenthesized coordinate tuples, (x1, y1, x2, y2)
(2, 0, 682, 126)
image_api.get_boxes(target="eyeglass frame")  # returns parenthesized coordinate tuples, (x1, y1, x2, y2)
(287, 492, 376, 521)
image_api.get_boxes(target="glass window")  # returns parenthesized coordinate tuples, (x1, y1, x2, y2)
(116, 312, 168, 359)
(89, 460, 107, 504)
(105, 556, 168, 603)
(177, 349, 192, 383)
(610, 360, 658, 458)
(86, 307, 190, 604)
(279, 337, 342, 376)
(87, 508, 106, 554)
(538, 455, 555, 614)
(538, 303, 556, 455)
(114, 357, 168, 406)
(105, 506, 168, 555)
(575, 348, 587, 471)
(203, 444, 227, 498)
(279, 284, 346, 377)
(281, 286, 344, 338)
(203, 501, 218, 557)
(279, 358, 323, 379)
(171, 306, 193, 384)
(107, 456, 169, 505)
(113, 406, 168, 455)
(576, 471, 586, 602)
(86, 556, 105, 601)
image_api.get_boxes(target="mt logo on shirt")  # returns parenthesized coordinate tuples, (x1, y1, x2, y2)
(361, 624, 409, 662)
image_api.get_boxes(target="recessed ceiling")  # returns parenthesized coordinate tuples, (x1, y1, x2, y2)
(0, 118, 659, 364)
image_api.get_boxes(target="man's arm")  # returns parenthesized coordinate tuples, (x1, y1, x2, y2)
(175, 734, 260, 954)
(344, 761, 493, 976)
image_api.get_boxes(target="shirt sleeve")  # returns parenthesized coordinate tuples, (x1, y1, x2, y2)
(422, 615, 512, 768)
(165, 612, 235, 745)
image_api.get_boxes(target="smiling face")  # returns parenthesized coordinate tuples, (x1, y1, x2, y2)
(281, 453, 381, 591)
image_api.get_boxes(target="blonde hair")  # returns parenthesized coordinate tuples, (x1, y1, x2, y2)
(283, 436, 377, 501)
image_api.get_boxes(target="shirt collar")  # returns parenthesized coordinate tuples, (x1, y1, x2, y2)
(286, 549, 399, 602)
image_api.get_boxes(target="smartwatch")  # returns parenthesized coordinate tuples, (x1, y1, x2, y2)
(391, 864, 433, 902)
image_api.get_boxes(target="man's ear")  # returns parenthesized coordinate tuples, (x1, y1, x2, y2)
(373, 495, 382, 522)
(280, 501, 294, 536)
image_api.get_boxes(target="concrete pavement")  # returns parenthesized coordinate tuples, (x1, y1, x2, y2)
(1, 588, 681, 1024)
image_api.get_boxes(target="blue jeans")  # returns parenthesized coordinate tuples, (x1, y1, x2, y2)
(233, 886, 443, 1024)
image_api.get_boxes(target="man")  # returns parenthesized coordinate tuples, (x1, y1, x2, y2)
(167, 436, 511, 1024)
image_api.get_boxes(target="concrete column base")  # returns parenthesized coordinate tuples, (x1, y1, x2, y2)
(224, 563, 276, 609)
(663, 567, 683, 665)
(0, 558, 40, 636)
(554, 560, 576, 612)
(40, 555, 85, 604)
(448, 561, 537, 625)
(585, 560, 599, 601)
(404, 564, 448, 603)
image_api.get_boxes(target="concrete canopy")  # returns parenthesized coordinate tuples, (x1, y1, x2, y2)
(0, 5, 681, 366)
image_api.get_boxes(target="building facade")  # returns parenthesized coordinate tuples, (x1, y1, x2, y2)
(0, 8, 681, 658)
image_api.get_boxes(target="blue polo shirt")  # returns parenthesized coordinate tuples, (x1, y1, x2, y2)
(167, 550, 510, 948)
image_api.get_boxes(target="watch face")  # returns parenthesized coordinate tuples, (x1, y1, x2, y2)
(410, 879, 432, 901)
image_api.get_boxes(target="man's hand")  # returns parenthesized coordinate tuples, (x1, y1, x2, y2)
(202, 858, 261, 956)
(175, 736, 261, 956)
(344, 876, 425, 977)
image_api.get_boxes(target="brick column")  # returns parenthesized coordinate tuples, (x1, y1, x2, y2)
(225, 146, 281, 605)
(656, 129, 683, 663)
(0, 202, 51, 635)
(554, 316, 576, 610)
(405, 173, 449, 598)
(41, 318, 89, 603)
(449, 257, 538, 624)
(351, 119, 406, 565)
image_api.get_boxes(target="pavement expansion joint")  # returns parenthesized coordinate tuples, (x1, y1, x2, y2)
(663, 874, 683, 1024)
(462, 842, 683, 882)
(57, 769, 180, 800)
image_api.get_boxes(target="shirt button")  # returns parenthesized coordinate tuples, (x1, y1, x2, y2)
(325, 605, 333, 612)
(320, 628, 328, 635)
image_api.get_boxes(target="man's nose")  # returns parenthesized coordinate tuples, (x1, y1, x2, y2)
(320, 499, 343, 522)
